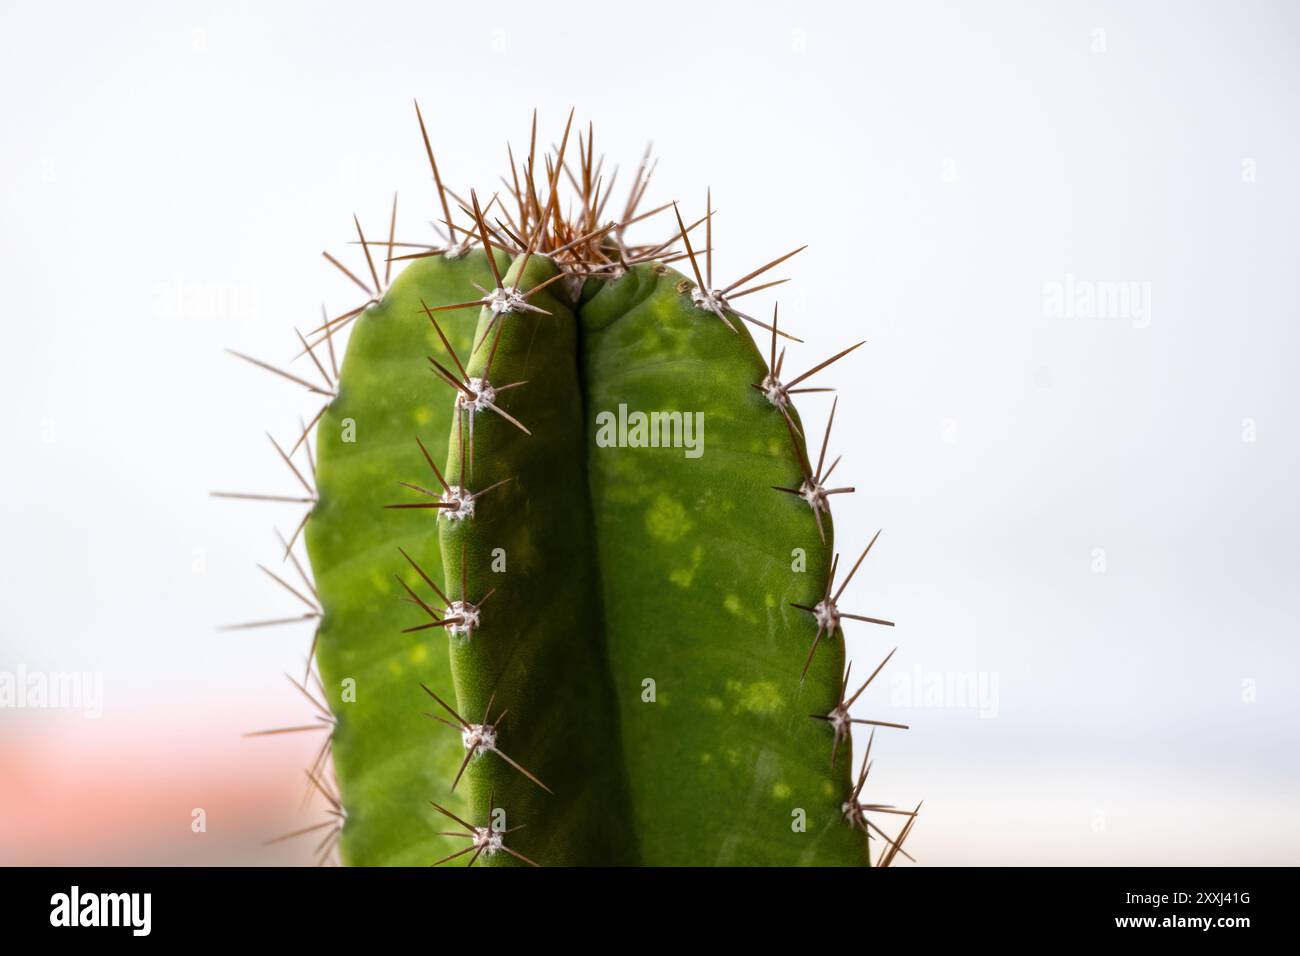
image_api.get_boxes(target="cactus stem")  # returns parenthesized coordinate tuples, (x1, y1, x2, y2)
(420, 684, 552, 794)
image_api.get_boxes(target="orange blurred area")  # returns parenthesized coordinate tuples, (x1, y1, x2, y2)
(0, 704, 329, 866)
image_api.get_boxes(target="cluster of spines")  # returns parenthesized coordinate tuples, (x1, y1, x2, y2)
(216, 104, 920, 867)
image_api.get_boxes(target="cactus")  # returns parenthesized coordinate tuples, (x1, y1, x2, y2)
(219, 107, 919, 867)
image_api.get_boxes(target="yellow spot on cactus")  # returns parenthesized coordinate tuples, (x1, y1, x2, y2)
(773, 783, 791, 800)
(728, 680, 784, 716)
(409, 644, 428, 664)
(764, 593, 776, 609)
(704, 696, 723, 712)
(645, 494, 690, 543)
(822, 780, 835, 797)
(669, 545, 703, 588)
(387, 660, 402, 678)
(700, 753, 712, 764)
(413, 406, 432, 425)
(723, 593, 759, 624)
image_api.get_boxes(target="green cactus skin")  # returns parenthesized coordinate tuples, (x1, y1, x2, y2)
(306, 249, 508, 866)
(232, 110, 916, 867)
(579, 263, 868, 865)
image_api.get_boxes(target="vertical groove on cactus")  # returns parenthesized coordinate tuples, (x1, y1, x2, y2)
(221, 106, 920, 867)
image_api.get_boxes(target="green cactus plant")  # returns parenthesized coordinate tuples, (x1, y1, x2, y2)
(218, 107, 919, 867)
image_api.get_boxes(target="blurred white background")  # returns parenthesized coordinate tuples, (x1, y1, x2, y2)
(1, 0, 1297, 864)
